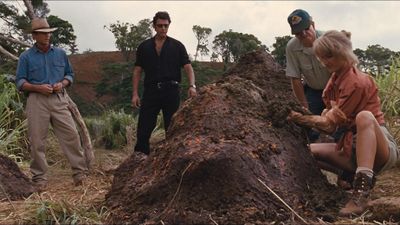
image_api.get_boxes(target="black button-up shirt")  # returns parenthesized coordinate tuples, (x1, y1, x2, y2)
(135, 36, 191, 88)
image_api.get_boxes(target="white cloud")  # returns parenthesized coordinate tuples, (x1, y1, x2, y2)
(47, 1, 400, 55)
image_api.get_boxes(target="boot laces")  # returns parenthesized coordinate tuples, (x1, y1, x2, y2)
(351, 173, 373, 205)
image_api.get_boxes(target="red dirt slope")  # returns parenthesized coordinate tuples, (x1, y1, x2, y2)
(68, 51, 126, 105)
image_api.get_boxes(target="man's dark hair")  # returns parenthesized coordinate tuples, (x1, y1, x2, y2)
(153, 11, 171, 25)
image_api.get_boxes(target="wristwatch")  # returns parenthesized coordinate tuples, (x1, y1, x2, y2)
(189, 84, 196, 88)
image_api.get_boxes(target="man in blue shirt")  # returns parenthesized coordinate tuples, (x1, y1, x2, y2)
(16, 18, 88, 192)
(131, 11, 197, 155)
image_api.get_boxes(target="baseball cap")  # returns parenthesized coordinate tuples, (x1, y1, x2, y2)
(287, 9, 311, 34)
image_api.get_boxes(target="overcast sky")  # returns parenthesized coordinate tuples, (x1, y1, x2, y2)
(46, 1, 400, 59)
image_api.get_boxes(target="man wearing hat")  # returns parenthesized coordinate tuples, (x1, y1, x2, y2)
(285, 9, 331, 142)
(16, 17, 88, 192)
(286, 10, 353, 189)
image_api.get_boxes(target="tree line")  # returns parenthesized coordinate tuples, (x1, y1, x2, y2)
(0, 1, 399, 76)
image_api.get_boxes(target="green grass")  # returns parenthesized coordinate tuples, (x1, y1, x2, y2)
(373, 56, 400, 143)
(0, 74, 28, 161)
(374, 57, 400, 117)
(84, 110, 167, 150)
(32, 199, 107, 225)
(84, 110, 137, 149)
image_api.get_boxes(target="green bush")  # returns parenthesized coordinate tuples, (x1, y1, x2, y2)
(95, 62, 136, 113)
(374, 57, 400, 117)
(84, 110, 167, 150)
(373, 57, 400, 143)
(85, 110, 137, 149)
(33, 199, 107, 225)
(0, 75, 27, 161)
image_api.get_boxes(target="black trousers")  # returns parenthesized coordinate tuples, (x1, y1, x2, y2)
(134, 85, 180, 155)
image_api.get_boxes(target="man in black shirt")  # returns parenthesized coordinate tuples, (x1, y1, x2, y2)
(132, 11, 197, 155)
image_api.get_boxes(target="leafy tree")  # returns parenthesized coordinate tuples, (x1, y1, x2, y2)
(32, 0, 50, 18)
(0, 0, 78, 58)
(47, 15, 78, 54)
(212, 29, 266, 68)
(354, 48, 367, 70)
(271, 35, 291, 67)
(0, 1, 31, 55)
(210, 52, 220, 62)
(365, 44, 394, 75)
(192, 25, 212, 61)
(355, 44, 395, 75)
(105, 19, 153, 61)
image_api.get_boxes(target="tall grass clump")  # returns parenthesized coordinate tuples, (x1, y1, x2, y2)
(374, 57, 400, 117)
(373, 57, 400, 142)
(85, 110, 137, 149)
(0, 75, 27, 161)
(85, 110, 166, 150)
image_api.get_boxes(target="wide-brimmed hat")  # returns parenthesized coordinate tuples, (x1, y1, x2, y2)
(31, 17, 57, 33)
(287, 9, 311, 34)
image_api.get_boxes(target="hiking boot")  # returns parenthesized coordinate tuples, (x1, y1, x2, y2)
(33, 180, 48, 193)
(73, 174, 87, 186)
(339, 172, 376, 216)
(337, 170, 355, 190)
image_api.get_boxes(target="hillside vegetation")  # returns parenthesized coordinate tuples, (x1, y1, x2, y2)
(68, 51, 224, 116)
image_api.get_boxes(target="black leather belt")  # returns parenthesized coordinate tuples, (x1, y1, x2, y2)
(156, 80, 179, 89)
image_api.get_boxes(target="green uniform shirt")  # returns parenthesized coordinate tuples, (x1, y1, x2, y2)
(285, 30, 330, 90)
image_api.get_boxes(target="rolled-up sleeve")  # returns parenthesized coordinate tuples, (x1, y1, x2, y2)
(15, 54, 28, 91)
(64, 54, 74, 84)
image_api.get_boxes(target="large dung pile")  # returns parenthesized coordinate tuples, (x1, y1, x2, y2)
(0, 154, 34, 200)
(105, 50, 344, 224)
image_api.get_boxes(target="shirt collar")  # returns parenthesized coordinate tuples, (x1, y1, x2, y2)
(152, 36, 169, 42)
(33, 43, 54, 53)
(332, 66, 355, 86)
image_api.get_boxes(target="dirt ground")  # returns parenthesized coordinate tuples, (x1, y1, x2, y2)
(0, 148, 126, 225)
(0, 147, 399, 224)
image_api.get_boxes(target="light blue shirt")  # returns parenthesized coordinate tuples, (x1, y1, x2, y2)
(16, 44, 74, 91)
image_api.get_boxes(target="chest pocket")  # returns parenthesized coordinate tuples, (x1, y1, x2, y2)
(53, 61, 65, 75)
(295, 52, 314, 76)
(28, 64, 45, 82)
(300, 64, 314, 76)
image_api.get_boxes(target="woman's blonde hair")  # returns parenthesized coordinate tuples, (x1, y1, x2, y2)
(313, 30, 359, 65)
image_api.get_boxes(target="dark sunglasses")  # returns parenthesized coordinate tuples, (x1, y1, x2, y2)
(156, 24, 169, 28)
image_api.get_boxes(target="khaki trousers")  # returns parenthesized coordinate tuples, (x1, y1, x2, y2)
(26, 92, 88, 182)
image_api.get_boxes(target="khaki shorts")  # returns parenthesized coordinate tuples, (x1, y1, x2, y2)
(351, 125, 399, 173)
(380, 125, 399, 173)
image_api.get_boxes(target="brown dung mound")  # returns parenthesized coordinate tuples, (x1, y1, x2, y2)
(105, 50, 345, 224)
(0, 155, 34, 200)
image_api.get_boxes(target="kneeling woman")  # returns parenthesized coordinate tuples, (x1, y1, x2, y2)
(288, 30, 399, 216)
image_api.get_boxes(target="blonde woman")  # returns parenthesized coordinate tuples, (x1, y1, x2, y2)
(288, 30, 399, 216)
